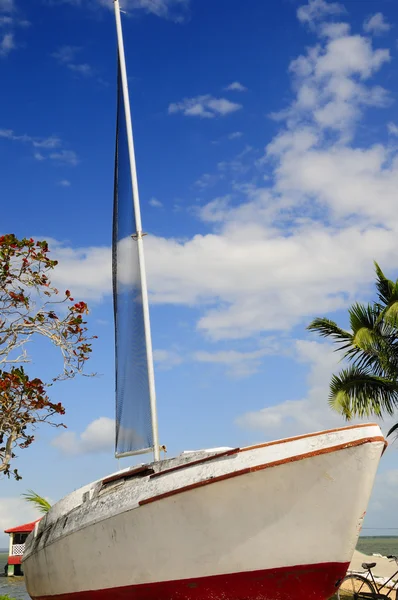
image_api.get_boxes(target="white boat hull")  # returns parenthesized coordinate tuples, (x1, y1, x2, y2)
(23, 423, 385, 600)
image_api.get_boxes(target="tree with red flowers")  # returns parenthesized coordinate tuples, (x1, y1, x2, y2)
(0, 234, 96, 479)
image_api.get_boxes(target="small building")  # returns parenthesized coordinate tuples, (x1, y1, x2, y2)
(4, 519, 40, 576)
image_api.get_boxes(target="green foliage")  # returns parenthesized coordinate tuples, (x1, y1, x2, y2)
(308, 262, 398, 431)
(22, 490, 51, 514)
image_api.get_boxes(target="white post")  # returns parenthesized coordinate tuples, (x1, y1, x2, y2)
(8, 532, 13, 556)
(114, 0, 160, 462)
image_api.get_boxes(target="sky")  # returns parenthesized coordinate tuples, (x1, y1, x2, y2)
(1, 0, 398, 546)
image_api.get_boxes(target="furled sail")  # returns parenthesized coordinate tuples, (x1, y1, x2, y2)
(112, 54, 154, 457)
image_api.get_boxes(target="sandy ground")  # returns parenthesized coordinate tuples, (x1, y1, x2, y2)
(338, 550, 398, 591)
(350, 551, 398, 579)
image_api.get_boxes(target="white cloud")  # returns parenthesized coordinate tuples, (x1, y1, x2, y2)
(135, 344, 280, 376)
(236, 340, 397, 439)
(29, 10, 398, 345)
(49, 150, 79, 166)
(144, 23, 395, 340)
(52, 45, 78, 63)
(388, 122, 398, 136)
(52, 45, 93, 77)
(314, 37, 390, 79)
(194, 172, 221, 188)
(52, 417, 114, 455)
(149, 197, 163, 208)
(0, 14, 30, 27)
(128, 0, 189, 21)
(45, 217, 398, 343)
(169, 95, 242, 118)
(198, 195, 231, 222)
(0, 498, 40, 548)
(297, 0, 346, 25)
(0, 129, 79, 165)
(217, 145, 254, 176)
(0, 0, 13, 12)
(228, 131, 243, 140)
(225, 82, 247, 92)
(193, 345, 278, 378)
(68, 62, 92, 75)
(47, 239, 111, 300)
(236, 340, 342, 437)
(364, 467, 398, 530)
(124, 0, 189, 16)
(0, 0, 30, 58)
(274, 30, 391, 137)
(45, 222, 398, 340)
(58, 179, 71, 186)
(154, 349, 183, 369)
(320, 22, 350, 39)
(0, 129, 61, 147)
(56, 0, 189, 23)
(33, 136, 61, 149)
(363, 13, 392, 36)
(0, 31, 14, 56)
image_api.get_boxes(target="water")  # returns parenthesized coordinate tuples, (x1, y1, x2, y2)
(356, 537, 398, 558)
(0, 552, 28, 599)
(1, 539, 397, 599)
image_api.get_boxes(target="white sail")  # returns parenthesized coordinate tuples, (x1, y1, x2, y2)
(113, 0, 160, 460)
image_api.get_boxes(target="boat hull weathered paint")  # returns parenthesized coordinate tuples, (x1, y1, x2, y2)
(23, 424, 385, 600)
(26, 563, 349, 600)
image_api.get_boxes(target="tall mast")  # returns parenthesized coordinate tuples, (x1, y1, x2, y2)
(113, 0, 160, 462)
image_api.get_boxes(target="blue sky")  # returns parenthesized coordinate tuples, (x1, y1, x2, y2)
(1, 0, 398, 544)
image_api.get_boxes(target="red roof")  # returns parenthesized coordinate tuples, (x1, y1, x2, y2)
(4, 519, 41, 534)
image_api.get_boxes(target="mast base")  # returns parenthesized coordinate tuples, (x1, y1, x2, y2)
(115, 445, 166, 460)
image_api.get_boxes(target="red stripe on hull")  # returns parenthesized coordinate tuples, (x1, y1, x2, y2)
(30, 561, 349, 600)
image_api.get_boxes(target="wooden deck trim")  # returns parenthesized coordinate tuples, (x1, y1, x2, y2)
(139, 436, 385, 506)
(150, 448, 240, 480)
(102, 465, 154, 486)
(241, 423, 381, 452)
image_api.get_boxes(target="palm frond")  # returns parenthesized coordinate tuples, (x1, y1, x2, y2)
(352, 326, 379, 353)
(375, 340, 398, 380)
(22, 490, 51, 514)
(329, 366, 398, 419)
(383, 301, 398, 329)
(307, 318, 352, 345)
(349, 302, 377, 335)
(343, 346, 385, 377)
(309, 264, 398, 426)
(387, 422, 398, 438)
(374, 261, 395, 307)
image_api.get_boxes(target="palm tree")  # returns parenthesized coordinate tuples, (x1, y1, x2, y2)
(22, 490, 51, 514)
(307, 262, 398, 435)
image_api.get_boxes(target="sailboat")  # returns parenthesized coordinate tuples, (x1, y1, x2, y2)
(22, 2, 386, 599)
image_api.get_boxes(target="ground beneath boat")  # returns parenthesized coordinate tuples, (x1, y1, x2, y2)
(337, 551, 398, 593)
(349, 550, 397, 579)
